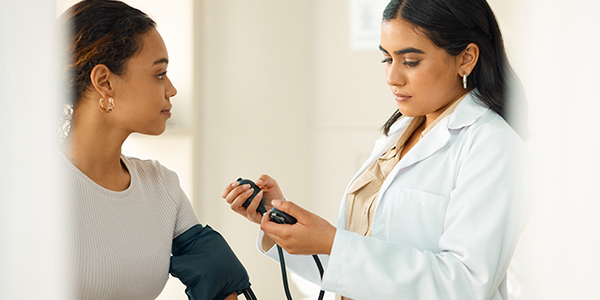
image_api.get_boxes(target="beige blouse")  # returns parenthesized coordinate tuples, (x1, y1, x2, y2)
(339, 95, 465, 300)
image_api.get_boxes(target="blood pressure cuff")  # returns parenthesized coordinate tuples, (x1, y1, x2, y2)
(170, 224, 251, 300)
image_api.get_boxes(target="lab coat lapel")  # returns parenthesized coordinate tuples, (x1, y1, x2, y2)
(339, 93, 489, 230)
(369, 121, 452, 236)
(392, 119, 452, 173)
(378, 93, 489, 197)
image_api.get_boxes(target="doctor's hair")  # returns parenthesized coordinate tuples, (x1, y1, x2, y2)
(381, 0, 526, 137)
(59, 0, 156, 141)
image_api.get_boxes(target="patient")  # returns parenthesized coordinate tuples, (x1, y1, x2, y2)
(59, 1, 249, 299)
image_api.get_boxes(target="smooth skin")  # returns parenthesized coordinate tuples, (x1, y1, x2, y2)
(222, 17, 479, 257)
(62, 27, 236, 300)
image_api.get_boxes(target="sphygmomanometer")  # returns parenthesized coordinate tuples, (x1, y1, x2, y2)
(237, 178, 326, 300)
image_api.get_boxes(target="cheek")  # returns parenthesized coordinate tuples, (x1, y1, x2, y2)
(416, 63, 456, 93)
(407, 66, 457, 110)
(407, 67, 438, 94)
(137, 80, 164, 103)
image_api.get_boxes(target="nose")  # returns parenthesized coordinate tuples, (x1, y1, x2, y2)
(166, 75, 178, 99)
(385, 62, 407, 87)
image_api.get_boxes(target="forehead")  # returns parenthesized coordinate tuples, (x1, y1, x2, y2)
(129, 27, 168, 66)
(380, 18, 436, 51)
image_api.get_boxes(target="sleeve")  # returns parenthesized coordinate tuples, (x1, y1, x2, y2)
(257, 230, 329, 285)
(160, 163, 200, 238)
(170, 224, 252, 300)
(319, 127, 530, 299)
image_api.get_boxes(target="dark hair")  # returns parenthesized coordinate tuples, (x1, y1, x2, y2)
(59, 0, 155, 139)
(381, 0, 526, 137)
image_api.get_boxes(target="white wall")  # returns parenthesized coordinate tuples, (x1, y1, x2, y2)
(0, 1, 70, 299)
(510, 0, 600, 299)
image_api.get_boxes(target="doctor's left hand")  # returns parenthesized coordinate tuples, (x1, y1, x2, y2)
(260, 200, 337, 255)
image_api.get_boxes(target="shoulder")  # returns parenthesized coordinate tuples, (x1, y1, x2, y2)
(468, 110, 523, 145)
(443, 94, 527, 169)
(121, 155, 182, 188)
(122, 155, 164, 177)
(456, 110, 527, 174)
(450, 93, 523, 148)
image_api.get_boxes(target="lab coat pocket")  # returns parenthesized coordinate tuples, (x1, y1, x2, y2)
(385, 188, 450, 251)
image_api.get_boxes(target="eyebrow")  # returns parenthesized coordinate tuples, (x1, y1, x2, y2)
(153, 58, 169, 65)
(379, 45, 425, 55)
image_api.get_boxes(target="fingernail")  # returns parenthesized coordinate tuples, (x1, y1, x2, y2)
(256, 179, 263, 185)
(231, 182, 238, 187)
(246, 188, 253, 194)
(272, 200, 282, 206)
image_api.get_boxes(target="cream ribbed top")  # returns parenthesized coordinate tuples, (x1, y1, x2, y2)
(60, 154, 199, 300)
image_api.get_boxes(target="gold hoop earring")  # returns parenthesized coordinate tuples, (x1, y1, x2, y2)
(99, 97, 115, 112)
(463, 73, 468, 90)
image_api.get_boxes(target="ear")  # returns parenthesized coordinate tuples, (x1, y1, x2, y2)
(89, 64, 114, 99)
(458, 43, 480, 77)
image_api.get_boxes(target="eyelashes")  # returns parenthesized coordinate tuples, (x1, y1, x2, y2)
(403, 61, 419, 67)
(381, 57, 393, 64)
(156, 71, 167, 80)
(380, 57, 420, 68)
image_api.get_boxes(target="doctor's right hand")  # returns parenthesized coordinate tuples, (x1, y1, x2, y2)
(221, 174, 285, 224)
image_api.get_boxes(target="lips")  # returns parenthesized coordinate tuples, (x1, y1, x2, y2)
(161, 107, 172, 118)
(393, 92, 412, 102)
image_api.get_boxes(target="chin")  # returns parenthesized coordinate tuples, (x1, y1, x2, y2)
(153, 128, 167, 135)
(397, 105, 427, 118)
(142, 126, 167, 136)
(397, 108, 417, 117)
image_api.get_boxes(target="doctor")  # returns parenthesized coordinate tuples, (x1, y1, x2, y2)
(222, 0, 529, 299)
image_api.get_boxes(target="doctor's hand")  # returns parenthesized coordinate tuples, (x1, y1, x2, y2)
(260, 200, 336, 255)
(221, 174, 285, 224)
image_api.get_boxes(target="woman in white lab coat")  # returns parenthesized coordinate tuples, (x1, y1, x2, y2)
(222, 0, 529, 299)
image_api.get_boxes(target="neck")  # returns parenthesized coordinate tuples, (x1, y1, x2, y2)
(424, 90, 469, 128)
(61, 106, 131, 190)
(63, 129, 123, 167)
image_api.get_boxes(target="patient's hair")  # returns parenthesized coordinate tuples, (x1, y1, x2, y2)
(59, 0, 155, 139)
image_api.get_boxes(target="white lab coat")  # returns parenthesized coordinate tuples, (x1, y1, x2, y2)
(259, 92, 530, 300)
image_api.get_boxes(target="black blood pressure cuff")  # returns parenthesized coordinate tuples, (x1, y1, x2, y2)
(170, 224, 251, 300)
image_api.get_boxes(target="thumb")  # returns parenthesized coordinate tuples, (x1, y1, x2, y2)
(256, 174, 278, 189)
(272, 200, 309, 222)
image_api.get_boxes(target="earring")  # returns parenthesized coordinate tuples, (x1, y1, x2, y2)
(463, 73, 468, 90)
(99, 97, 115, 112)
